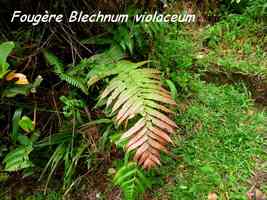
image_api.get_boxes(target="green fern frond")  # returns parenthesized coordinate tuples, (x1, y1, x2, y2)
(3, 146, 33, 172)
(87, 60, 149, 87)
(113, 162, 151, 200)
(89, 61, 177, 169)
(43, 51, 88, 95)
(74, 46, 124, 77)
(59, 73, 88, 95)
(85, 45, 124, 65)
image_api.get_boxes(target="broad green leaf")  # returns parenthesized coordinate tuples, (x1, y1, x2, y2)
(19, 116, 34, 133)
(3, 146, 27, 164)
(0, 41, 15, 79)
(5, 160, 33, 172)
(2, 85, 31, 98)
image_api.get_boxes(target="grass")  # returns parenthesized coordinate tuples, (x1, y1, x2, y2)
(107, 11, 267, 200)
(196, 15, 267, 77)
(148, 16, 267, 199)
(151, 80, 267, 200)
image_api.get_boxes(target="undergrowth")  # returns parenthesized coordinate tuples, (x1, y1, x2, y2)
(196, 14, 267, 77)
(0, 0, 267, 200)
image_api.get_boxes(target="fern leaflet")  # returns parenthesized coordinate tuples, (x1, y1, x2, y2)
(113, 162, 151, 200)
(43, 51, 88, 95)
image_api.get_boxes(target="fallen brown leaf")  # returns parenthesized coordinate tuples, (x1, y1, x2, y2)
(5, 71, 29, 85)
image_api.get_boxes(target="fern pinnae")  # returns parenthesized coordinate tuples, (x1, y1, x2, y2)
(120, 118, 146, 141)
(113, 162, 151, 200)
(89, 60, 177, 169)
(43, 51, 88, 95)
(100, 79, 124, 99)
(59, 73, 88, 95)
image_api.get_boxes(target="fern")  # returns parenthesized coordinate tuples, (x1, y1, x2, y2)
(3, 146, 33, 171)
(79, 43, 124, 65)
(87, 60, 148, 87)
(3, 111, 36, 172)
(59, 73, 88, 95)
(82, 17, 165, 55)
(43, 51, 88, 95)
(113, 162, 151, 200)
(89, 60, 177, 169)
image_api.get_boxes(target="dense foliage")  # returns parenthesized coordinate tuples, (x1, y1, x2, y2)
(0, 0, 266, 200)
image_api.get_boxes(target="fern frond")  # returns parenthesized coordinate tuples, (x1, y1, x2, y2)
(43, 51, 88, 95)
(3, 146, 33, 171)
(113, 162, 151, 200)
(58, 73, 88, 95)
(89, 61, 177, 169)
(87, 60, 148, 87)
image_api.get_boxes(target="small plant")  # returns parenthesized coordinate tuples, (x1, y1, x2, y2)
(0, 41, 43, 98)
(3, 109, 39, 172)
(113, 162, 151, 200)
(44, 50, 177, 199)
(43, 51, 88, 95)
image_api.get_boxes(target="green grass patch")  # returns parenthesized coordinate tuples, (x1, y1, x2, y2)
(152, 81, 267, 200)
(196, 15, 267, 77)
